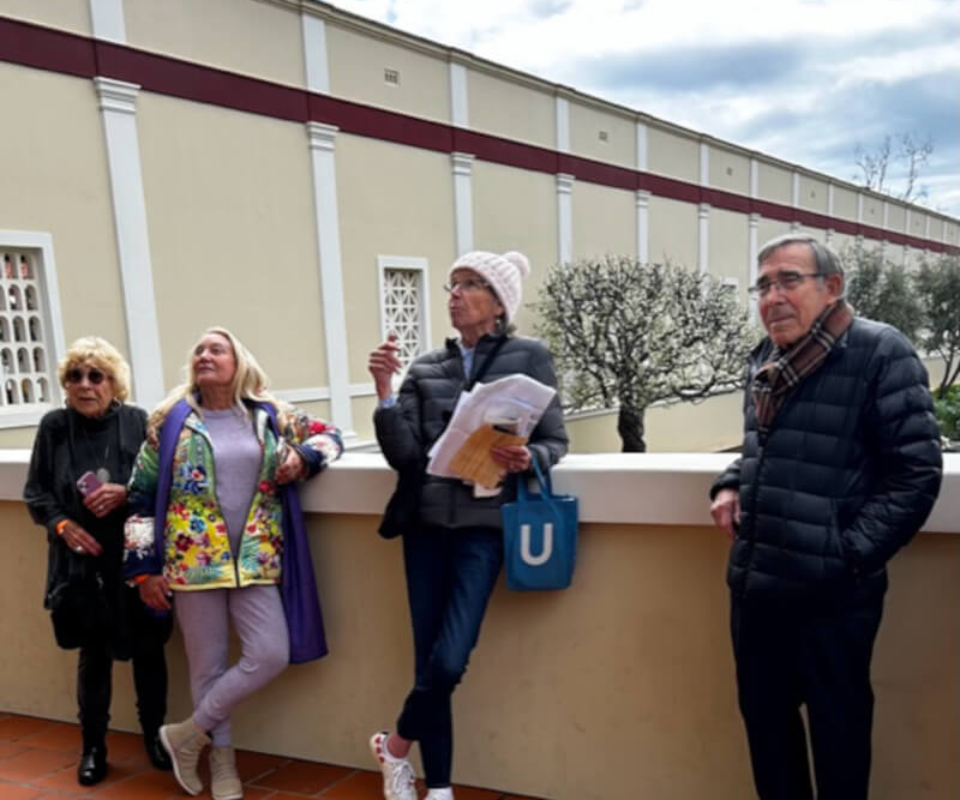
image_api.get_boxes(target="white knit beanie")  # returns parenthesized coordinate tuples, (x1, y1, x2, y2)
(449, 250, 531, 324)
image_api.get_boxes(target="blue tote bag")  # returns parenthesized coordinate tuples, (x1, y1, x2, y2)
(501, 459, 578, 591)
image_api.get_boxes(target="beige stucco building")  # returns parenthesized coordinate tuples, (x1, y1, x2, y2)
(0, 0, 957, 451)
(1, 4, 959, 798)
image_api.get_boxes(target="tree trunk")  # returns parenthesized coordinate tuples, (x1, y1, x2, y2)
(617, 404, 646, 452)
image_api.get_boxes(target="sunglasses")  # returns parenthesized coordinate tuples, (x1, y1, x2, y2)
(66, 367, 107, 385)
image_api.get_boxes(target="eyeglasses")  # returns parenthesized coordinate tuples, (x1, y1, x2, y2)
(66, 367, 106, 385)
(749, 271, 827, 297)
(442, 278, 492, 294)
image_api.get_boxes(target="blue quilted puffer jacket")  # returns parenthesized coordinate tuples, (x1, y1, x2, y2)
(712, 317, 943, 603)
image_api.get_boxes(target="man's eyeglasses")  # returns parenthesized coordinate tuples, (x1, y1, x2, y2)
(749, 271, 827, 298)
(442, 278, 492, 294)
(66, 367, 107, 385)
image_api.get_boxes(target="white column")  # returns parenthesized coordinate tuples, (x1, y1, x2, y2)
(306, 122, 354, 438)
(904, 209, 912, 266)
(698, 143, 710, 275)
(825, 183, 835, 245)
(556, 96, 570, 153)
(698, 203, 710, 276)
(301, 13, 330, 94)
(452, 152, 474, 256)
(925, 215, 931, 239)
(450, 62, 469, 128)
(636, 190, 650, 263)
(636, 122, 648, 172)
(748, 213, 760, 323)
(790, 170, 800, 231)
(557, 174, 574, 265)
(89, 0, 126, 42)
(749, 158, 759, 200)
(94, 77, 165, 409)
(880, 201, 890, 256)
(856, 193, 864, 249)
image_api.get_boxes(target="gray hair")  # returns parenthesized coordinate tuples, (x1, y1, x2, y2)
(757, 232, 844, 277)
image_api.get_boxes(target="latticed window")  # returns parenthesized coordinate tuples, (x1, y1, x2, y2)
(382, 267, 424, 369)
(0, 235, 61, 418)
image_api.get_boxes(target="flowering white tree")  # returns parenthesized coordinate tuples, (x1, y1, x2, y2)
(534, 256, 758, 452)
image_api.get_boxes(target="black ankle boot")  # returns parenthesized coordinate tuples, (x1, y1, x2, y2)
(77, 744, 107, 786)
(144, 729, 172, 771)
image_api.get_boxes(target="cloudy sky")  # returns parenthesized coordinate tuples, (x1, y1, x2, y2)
(329, 0, 960, 218)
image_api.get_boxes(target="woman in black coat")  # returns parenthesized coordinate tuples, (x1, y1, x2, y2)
(367, 250, 568, 800)
(24, 336, 172, 786)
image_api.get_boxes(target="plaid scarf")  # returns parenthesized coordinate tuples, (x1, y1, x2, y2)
(751, 299, 854, 434)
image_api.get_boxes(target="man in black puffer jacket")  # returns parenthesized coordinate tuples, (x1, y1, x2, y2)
(710, 233, 942, 800)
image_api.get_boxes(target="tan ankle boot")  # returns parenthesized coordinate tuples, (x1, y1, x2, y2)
(159, 718, 210, 796)
(210, 746, 244, 800)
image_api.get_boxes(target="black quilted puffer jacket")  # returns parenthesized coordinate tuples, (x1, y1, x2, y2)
(375, 334, 569, 531)
(712, 318, 943, 603)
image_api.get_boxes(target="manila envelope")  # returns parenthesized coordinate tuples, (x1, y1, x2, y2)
(448, 425, 528, 488)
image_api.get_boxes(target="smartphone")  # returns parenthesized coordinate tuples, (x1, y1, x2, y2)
(77, 471, 103, 497)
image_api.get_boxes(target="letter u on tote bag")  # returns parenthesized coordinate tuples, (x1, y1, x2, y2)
(501, 459, 578, 591)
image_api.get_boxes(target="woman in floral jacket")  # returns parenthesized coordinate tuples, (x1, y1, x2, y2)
(125, 327, 341, 800)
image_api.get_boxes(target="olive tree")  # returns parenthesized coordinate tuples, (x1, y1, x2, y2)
(534, 256, 758, 452)
(843, 244, 922, 342)
(914, 253, 960, 395)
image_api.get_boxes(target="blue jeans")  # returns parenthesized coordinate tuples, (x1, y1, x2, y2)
(396, 526, 503, 788)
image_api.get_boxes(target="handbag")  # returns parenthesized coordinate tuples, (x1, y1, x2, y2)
(500, 458, 578, 591)
(46, 546, 115, 649)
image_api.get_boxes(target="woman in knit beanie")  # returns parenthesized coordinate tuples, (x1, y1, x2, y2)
(367, 250, 568, 800)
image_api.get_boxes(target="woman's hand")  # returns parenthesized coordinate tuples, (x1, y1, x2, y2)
(83, 483, 127, 518)
(139, 575, 172, 611)
(275, 444, 306, 485)
(368, 334, 402, 401)
(58, 520, 103, 557)
(491, 445, 532, 474)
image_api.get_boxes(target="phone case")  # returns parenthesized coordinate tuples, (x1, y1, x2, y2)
(77, 471, 102, 496)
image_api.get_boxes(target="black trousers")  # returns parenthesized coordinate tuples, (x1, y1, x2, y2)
(731, 595, 884, 800)
(396, 526, 503, 788)
(77, 588, 171, 748)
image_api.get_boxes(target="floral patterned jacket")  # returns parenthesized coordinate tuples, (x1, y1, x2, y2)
(125, 404, 342, 591)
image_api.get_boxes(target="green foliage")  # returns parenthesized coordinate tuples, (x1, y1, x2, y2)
(933, 385, 960, 443)
(915, 253, 960, 395)
(843, 245, 922, 342)
(533, 256, 759, 451)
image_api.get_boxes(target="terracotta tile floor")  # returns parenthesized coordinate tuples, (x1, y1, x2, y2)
(0, 713, 542, 800)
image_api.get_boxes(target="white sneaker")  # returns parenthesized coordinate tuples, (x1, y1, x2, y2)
(425, 789, 454, 800)
(369, 731, 417, 800)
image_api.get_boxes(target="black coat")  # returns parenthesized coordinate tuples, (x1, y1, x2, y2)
(712, 318, 943, 603)
(375, 334, 569, 531)
(24, 404, 166, 651)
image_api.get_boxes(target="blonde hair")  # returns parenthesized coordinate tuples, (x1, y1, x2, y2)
(148, 326, 288, 432)
(58, 336, 131, 403)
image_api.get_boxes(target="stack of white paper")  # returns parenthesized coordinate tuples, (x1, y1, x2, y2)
(427, 373, 556, 480)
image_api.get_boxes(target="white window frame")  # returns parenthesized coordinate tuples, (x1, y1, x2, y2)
(376, 255, 432, 381)
(0, 230, 66, 427)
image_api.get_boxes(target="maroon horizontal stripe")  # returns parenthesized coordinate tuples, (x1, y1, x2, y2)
(702, 188, 752, 214)
(831, 218, 860, 236)
(795, 209, 836, 230)
(751, 199, 794, 223)
(310, 93, 451, 153)
(0, 15, 95, 78)
(641, 174, 701, 204)
(563, 154, 638, 191)
(455, 129, 558, 174)
(0, 14, 956, 255)
(97, 42, 309, 122)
